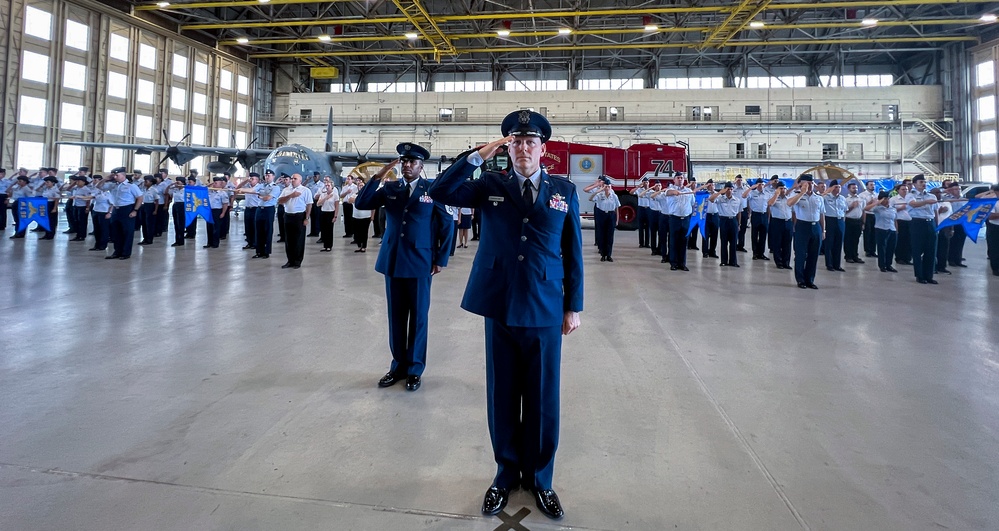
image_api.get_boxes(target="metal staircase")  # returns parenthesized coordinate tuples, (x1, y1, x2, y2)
(904, 118, 953, 178)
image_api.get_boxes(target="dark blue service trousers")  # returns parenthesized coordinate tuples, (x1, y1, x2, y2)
(794, 220, 821, 285)
(255, 206, 275, 256)
(909, 218, 937, 282)
(669, 214, 690, 268)
(172, 203, 186, 245)
(110, 207, 137, 257)
(719, 216, 738, 266)
(593, 207, 617, 258)
(876, 229, 897, 270)
(658, 211, 671, 260)
(824, 217, 845, 269)
(768, 217, 793, 268)
(750, 211, 769, 257)
(92, 211, 110, 250)
(386, 275, 432, 377)
(637, 206, 650, 247)
(244, 206, 257, 247)
(485, 318, 561, 492)
(648, 210, 660, 253)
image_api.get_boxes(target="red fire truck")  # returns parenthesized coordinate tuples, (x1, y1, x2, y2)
(537, 140, 691, 230)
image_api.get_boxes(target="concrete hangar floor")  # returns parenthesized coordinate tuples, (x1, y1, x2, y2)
(0, 222, 997, 531)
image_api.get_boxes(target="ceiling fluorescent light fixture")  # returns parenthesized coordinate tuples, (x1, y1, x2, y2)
(258, 0, 270, 3)
(405, 32, 419, 39)
(981, 14, 998, 22)
(558, 28, 572, 35)
(643, 16, 658, 32)
(157, 1, 170, 6)
(749, 21, 765, 28)
(861, 18, 878, 26)
(236, 37, 249, 44)
(318, 34, 331, 42)
(497, 20, 512, 37)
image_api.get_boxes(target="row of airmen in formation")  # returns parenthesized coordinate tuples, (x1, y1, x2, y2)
(588, 172, 999, 286)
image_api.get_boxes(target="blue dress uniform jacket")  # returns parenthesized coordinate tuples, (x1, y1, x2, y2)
(429, 156, 584, 327)
(355, 177, 453, 277)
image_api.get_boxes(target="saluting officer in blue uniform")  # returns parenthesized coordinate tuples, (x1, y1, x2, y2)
(106, 167, 143, 260)
(429, 110, 584, 521)
(355, 143, 453, 392)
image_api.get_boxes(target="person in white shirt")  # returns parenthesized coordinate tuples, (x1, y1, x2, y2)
(316, 177, 340, 252)
(843, 181, 866, 264)
(277, 173, 314, 268)
(890, 182, 912, 265)
(345, 176, 372, 252)
(865, 191, 898, 273)
(340, 175, 358, 240)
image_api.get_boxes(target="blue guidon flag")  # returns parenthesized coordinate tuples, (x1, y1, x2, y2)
(936, 198, 998, 242)
(184, 186, 213, 227)
(17, 197, 50, 232)
(687, 190, 711, 239)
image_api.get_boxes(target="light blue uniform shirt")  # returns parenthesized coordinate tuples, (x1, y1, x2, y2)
(871, 205, 897, 231)
(112, 181, 142, 207)
(648, 191, 662, 212)
(634, 187, 651, 208)
(905, 189, 937, 220)
(823, 193, 848, 218)
(142, 184, 159, 203)
(257, 183, 279, 207)
(244, 185, 261, 208)
(40, 185, 62, 201)
(746, 189, 771, 213)
(593, 190, 621, 212)
(71, 185, 92, 206)
(704, 196, 719, 214)
(92, 189, 112, 213)
(670, 191, 695, 217)
(9, 184, 32, 200)
(713, 194, 742, 217)
(652, 193, 670, 214)
(792, 192, 824, 222)
(770, 196, 792, 220)
(208, 188, 229, 209)
(733, 184, 748, 209)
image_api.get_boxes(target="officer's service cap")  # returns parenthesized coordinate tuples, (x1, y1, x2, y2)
(157, 168, 168, 174)
(688, 176, 696, 182)
(248, 172, 260, 178)
(770, 175, 780, 181)
(774, 181, 786, 188)
(735, 174, 743, 179)
(799, 174, 814, 182)
(912, 174, 926, 182)
(223, 172, 232, 177)
(313, 171, 321, 176)
(265, 169, 275, 175)
(829, 179, 839, 186)
(0, 168, 5, 173)
(143, 175, 157, 182)
(212, 176, 226, 182)
(397, 143, 430, 161)
(501, 110, 552, 142)
(189, 169, 199, 175)
(71, 175, 87, 181)
(132, 169, 142, 174)
(640, 176, 649, 182)
(43, 176, 58, 183)
(706, 179, 714, 184)
(111, 167, 127, 174)
(280, 172, 291, 179)
(723, 181, 734, 189)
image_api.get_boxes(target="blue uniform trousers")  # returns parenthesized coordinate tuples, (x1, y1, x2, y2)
(139, 203, 156, 243)
(909, 218, 937, 282)
(73, 206, 88, 239)
(593, 208, 616, 258)
(110, 207, 136, 257)
(255, 206, 275, 256)
(42, 201, 58, 239)
(703, 213, 719, 256)
(657, 211, 671, 260)
(157, 203, 169, 235)
(208, 208, 222, 247)
(948, 225, 966, 266)
(844, 217, 863, 261)
(243, 207, 257, 247)
(824, 217, 845, 269)
(669, 214, 690, 268)
(637, 206, 650, 247)
(719, 216, 738, 266)
(863, 215, 877, 256)
(0, 194, 7, 229)
(987, 223, 999, 275)
(385, 276, 432, 377)
(750, 211, 769, 257)
(768, 218, 793, 268)
(738, 206, 749, 249)
(92, 211, 110, 250)
(172, 203, 186, 245)
(485, 318, 561, 491)
(648, 210, 660, 253)
(876, 229, 897, 270)
(794, 220, 821, 284)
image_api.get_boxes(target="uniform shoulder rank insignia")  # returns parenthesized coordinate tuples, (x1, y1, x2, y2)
(419, 193, 434, 204)
(548, 193, 568, 213)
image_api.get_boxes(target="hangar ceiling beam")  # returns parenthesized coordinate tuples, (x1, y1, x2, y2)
(389, 0, 456, 60)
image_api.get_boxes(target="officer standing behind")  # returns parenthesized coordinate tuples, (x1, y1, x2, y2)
(843, 181, 865, 264)
(253, 171, 279, 259)
(859, 180, 877, 258)
(106, 167, 143, 259)
(166, 177, 186, 247)
(891, 184, 913, 265)
(702, 180, 720, 259)
(905, 174, 939, 284)
(277, 173, 313, 269)
(240, 173, 261, 251)
(630, 177, 651, 248)
(822, 179, 847, 272)
(38, 176, 62, 240)
(137, 176, 159, 245)
(429, 110, 583, 521)
(68, 174, 92, 241)
(7, 175, 32, 237)
(645, 181, 661, 255)
(184, 176, 199, 240)
(787, 175, 824, 289)
(590, 177, 621, 262)
(733, 174, 749, 252)
(85, 176, 113, 251)
(340, 175, 357, 241)
(767, 182, 794, 270)
(355, 144, 453, 391)
(0, 168, 9, 231)
(709, 182, 742, 267)
(204, 177, 230, 249)
(743, 178, 771, 260)
(666, 178, 697, 271)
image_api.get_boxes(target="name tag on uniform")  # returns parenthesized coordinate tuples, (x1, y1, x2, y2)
(419, 194, 434, 204)
(549, 193, 568, 213)
(387, 196, 397, 200)
(488, 196, 504, 202)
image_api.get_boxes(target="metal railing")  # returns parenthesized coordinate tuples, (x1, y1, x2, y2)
(692, 149, 895, 162)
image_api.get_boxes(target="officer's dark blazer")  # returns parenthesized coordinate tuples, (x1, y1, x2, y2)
(355, 177, 452, 277)
(429, 156, 584, 327)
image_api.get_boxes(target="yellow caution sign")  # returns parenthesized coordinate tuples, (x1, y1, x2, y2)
(310, 67, 340, 79)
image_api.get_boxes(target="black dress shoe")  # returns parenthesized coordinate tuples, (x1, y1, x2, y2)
(281, 263, 293, 269)
(600, 256, 606, 262)
(252, 254, 261, 258)
(660, 259, 668, 263)
(606, 256, 613, 262)
(936, 269, 951, 275)
(926, 279, 939, 284)
(89, 247, 100, 251)
(292, 265, 300, 269)
(171, 243, 183, 247)
(729, 263, 740, 268)
(670, 265, 678, 271)
(481, 486, 509, 516)
(845, 258, 855, 264)
(807, 283, 818, 289)
(242, 245, 254, 249)
(886, 267, 898, 272)
(854, 258, 865, 264)
(918, 279, 928, 284)
(118, 256, 130, 260)
(406, 375, 421, 391)
(276, 239, 285, 242)
(950, 262, 968, 268)
(827, 267, 836, 272)
(105, 255, 120, 260)
(377, 373, 401, 388)
(736, 247, 748, 252)
(71, 237, 85, 241)
(532, 488, 564, 520)
(680, 266, 689, 271)
(834, 267, 846, 272)
(260, 254, 269, 259)
(880, 268, 887, 272)
(798, 282, 808, 289)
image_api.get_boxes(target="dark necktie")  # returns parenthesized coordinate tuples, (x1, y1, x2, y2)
(522, 179, 534, 206)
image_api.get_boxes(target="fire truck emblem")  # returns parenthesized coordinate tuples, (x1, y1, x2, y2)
(548, 193, 568, 213)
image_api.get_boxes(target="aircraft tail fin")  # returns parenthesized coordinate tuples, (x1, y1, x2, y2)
(325, 108, 334, 153)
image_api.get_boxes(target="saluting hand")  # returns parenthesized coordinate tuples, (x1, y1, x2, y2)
(562, 311, 580, 336)
(477, 136, 514, 161)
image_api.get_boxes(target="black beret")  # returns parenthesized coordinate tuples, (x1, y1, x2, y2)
(143, 175, 157, 182)
(501, 110, 552, 142)
(313, 171, 320, 176)
(774, 181, 786, 188)
(248, 172, 260, 178)
(280, 172, 291, 179)
(799, 174, 814, 182)
(0, 168, 5, 173)
(43, 176, 58, 183)
(829, 179, 839, 186)
(878, 191, 890, 200)
(598, 176, 611, 185)
(16, 175, 30, 182)
(912, 174, 926, 182)
(397, 143, 430, 161)
(71, 175, 87, 181)
(770, 175, 779, 180)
